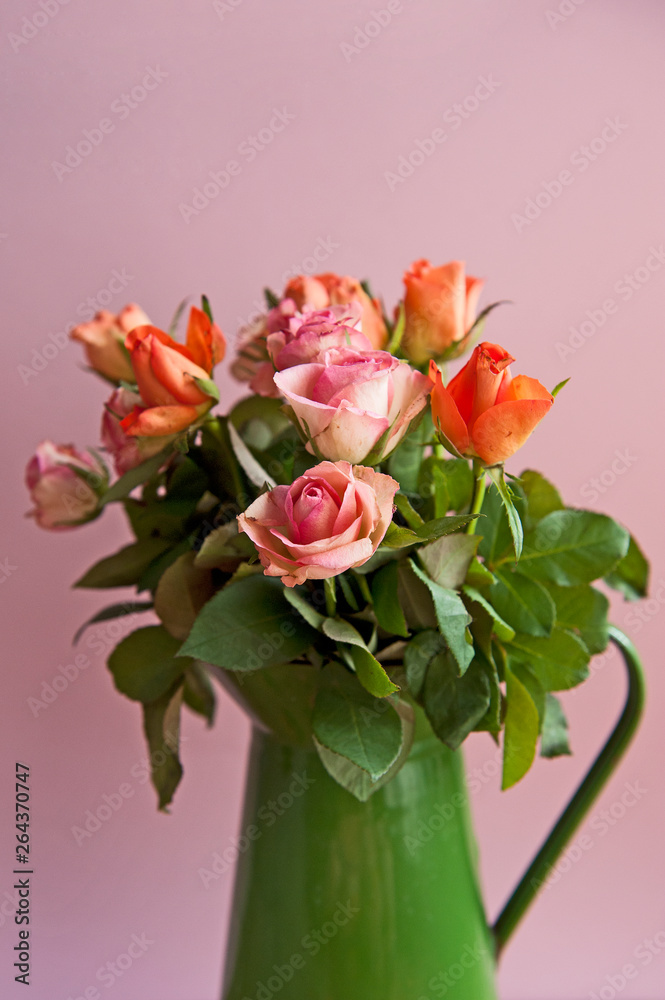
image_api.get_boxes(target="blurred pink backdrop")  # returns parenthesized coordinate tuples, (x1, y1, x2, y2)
(2, 1, 664, 998)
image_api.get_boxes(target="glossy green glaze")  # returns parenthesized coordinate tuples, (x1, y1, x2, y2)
(222, 724, 498, 1000)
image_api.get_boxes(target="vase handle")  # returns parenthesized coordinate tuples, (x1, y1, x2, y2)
(491, 625, 646, 959)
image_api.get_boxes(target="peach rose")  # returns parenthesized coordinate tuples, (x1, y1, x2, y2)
(274, 347, 431, 464)
(237, 461, 398, 587)
(121, 307, 225, 437)
(25, 442, 106, 530)
(70, 304, 150, 382)
(402, 260, 484, 362)
(429, 342, 553, 466)
(284, 272, 387, 349)
(101, 388, 168, 475)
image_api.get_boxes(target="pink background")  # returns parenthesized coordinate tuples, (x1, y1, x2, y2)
(2, 1, 664, 997)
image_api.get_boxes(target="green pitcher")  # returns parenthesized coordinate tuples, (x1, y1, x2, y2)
(219, 627, 644, 1000)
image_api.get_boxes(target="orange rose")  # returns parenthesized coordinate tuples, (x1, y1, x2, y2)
(70, 304, 150, 382)
(121, 307, 225, 438)
(402, 260, 484, 362)
(429, 342, 553, 466)
(283, 272, 387, 349)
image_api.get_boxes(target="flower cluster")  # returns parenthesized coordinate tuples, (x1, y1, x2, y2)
(24, 259, 646, 809)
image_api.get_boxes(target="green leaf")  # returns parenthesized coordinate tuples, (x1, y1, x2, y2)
(540, 694, 572, 758)
(463, 586, 515, 642)
(397, 562, 438, 629)
(312, 687, 403, 780)
(137, 537, 193, 594)
(142, 682, 183, 810)
(506, 628, 590, 691)
(192, 375, 220, 403)
(551, 377, 570, 398)
(183, 662, 216, 726)
(201, 294, 213, 322)
(465, 557, 496, 588)
(264, 287, 279, 309)
(100, 448, 172, 506)
(108, 625, 191, 702)
(75, 538, 171, 589)
(387, 415, 430, 494)
(477, 480, 515, 565)
(283, 587, 326, 630)
(419, 534, 479, 589)
(441, 458, 474, 512)
(227, 420, 276, 489)
(371, 562, 409, 638)
(487, 465, 523, 560)
(387, 301, 406, 354)
(393, 492, 425, 528)
(509, 660, 546, 724)
(516, 510, 629, 586)
(410, 561, 474, 674)
(422, 652, 491, 750)
(489, 569, 555, 637)
(473, 654, 502, 734)
(545, 582, 609, 655)
(153, 551, 214, 641)
(73, 601, 154, 645)
(383, 513, 481, 549)
(313, 699, 414, 801)
(604, 534, 649, 601)
(178, 575, 317, 671)
(403, 630, 445, 700)
(519, 469, 564, 525)
(193, 522, 252, 570)
(321, 619, 399, 697)
(502, 664, 540, 789)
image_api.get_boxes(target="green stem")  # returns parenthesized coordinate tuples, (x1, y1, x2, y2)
(324, 578, 337, 618)
(466, 461, 486, 534)
(492, 626, 646, 958)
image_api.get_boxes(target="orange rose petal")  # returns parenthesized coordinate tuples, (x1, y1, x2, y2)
(149, 337, 212, 406)
(185, 307, 226, 372)
(122, 404, 202, 437)
(498, 373, 553, 404)
(429, 361, 470, 455)
(471, 397, 553, 465)
(125, 324, 195, 362)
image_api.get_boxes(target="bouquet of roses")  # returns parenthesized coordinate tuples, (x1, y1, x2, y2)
(26, 261, 649, 808)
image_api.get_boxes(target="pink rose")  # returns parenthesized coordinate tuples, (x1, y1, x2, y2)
(266, 304, 370, 371)
(70, 304, 150, 382)
(237, 461, 398, 587)
(25, 442, 106, 530)
(101, 388, 168, 476)
(274, 347, 432, 464)
(284, 273, 388, 349)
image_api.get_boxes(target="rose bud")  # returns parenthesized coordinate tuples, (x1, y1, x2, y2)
(101, 388, 168, 475)
(26, 442, 107, 530)
(429, 342, 553, 466)
(274, 347, 431, 465)
(284, 272, 388, 349)
(70, 304, 151, 382)
(121, 307, 224, 438)
(237, 460, 399, 587)
(402, 260, 484, 362)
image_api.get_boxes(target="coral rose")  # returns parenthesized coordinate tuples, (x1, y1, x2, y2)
(101, 388, 168, 475)
(70, 304, 150, 382)
(429, 342, 553, 466)
(402, 260, 484, 362)
(121, 307, 225, 437)
(237, 461, 398, 587)
(26, 442, 106, 530)
(274, 347, 431, 464)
